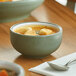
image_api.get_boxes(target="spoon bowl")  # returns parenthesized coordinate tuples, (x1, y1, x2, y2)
(47, 62, 69, 71)
(47, 58, 76, 71)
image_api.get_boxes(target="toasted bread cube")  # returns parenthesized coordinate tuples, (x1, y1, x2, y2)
(14, 27, 32, 34)
(39, 28, 53, 35)
(24, 27, 32, 31)
(24, 30, 38, 36)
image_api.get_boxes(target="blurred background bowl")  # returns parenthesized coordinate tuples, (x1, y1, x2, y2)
(0, 61, 25, 76)
(0, 0, 44, 23)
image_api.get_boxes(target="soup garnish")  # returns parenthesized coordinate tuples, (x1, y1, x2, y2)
(0, 69, 18, 76)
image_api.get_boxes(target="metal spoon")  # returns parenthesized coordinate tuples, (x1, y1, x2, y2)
(47, 58, 76, 71)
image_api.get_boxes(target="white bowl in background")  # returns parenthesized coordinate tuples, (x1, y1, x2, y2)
(0, 61, 25, 76)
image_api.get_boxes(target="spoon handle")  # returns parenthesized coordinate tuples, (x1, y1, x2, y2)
(66, 58, 76, 66)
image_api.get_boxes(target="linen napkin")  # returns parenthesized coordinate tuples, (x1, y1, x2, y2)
(29, 52, 76, 76)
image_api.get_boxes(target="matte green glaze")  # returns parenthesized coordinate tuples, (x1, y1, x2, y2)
(0, 0, 44, 23)
(10, 22, 63, 58)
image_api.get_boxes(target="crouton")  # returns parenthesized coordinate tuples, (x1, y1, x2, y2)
(39, 28, 53, 35)
(14, 27, 32, 34)
(24, 30, 38, 36)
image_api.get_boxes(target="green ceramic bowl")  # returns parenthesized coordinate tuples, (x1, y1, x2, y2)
(0, 0, 44, 23)
(10, 22, 63, 58)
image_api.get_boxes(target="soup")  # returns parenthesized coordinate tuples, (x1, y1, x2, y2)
(0, 69, 18, 76)
(0, 0, 20, 2)
(14, 25, 59, 36)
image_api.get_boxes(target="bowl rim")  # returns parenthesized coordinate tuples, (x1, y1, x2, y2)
(0, 60, 25, 76)
(0, 0, 44, 4)
(10, 22, 63, 37)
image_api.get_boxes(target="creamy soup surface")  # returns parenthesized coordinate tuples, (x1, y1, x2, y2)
(14, 25, 59, 36)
